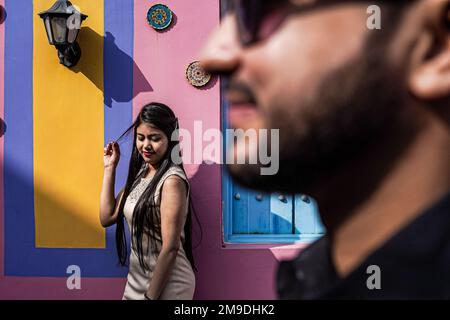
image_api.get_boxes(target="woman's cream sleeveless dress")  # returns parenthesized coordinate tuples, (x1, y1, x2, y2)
(122, 164, 195, 300)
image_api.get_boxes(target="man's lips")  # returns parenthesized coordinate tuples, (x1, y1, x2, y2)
(228, 103, 262, 129)
(226, 87, 262, 129)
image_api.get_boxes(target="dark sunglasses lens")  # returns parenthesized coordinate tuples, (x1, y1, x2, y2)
(236, 0, 263, 44)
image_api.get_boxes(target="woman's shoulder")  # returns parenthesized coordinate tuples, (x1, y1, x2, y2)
(165, 164, 187, 179)
(156, 164, 188, 189)
(154, 164, 190, 200)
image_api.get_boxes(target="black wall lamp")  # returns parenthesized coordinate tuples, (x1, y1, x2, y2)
(38, 0, 87, 68)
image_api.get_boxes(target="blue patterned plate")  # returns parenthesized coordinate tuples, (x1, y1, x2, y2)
(147, 4, 173, 30)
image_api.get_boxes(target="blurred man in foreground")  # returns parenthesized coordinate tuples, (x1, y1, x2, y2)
(201, 0, 450, 299)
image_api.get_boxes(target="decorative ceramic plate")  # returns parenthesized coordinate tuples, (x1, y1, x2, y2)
(147, 4, 173, 30)
(186, 61, 211, 87)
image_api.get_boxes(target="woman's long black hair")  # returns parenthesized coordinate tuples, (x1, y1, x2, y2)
(115, 102, 199, 272)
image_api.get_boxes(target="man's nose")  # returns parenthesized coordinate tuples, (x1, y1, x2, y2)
(200, 14, 242, 75)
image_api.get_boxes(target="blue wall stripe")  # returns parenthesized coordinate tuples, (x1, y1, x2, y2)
(4, 0, 36, 276)
(103, 0, 134, 274)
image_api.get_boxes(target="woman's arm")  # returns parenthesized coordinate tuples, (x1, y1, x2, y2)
(99, 142, 122, 228)
(99, 168, 124, 228)
(146, 175, 188, 300)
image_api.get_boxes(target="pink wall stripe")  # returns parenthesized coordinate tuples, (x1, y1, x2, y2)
(133, 0, 220, 180)
(0, 0, 5, 277)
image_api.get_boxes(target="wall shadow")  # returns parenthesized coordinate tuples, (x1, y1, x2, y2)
(186, 162, 221, 250)
(71, 27, 153, 108)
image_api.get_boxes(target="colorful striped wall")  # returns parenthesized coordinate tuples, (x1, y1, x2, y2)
(0, 0, 300, 299)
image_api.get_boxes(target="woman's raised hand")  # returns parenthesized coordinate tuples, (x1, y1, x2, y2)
(104, 141, 121, 169)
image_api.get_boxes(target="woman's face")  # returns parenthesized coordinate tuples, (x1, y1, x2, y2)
(136, 123, 169, 166)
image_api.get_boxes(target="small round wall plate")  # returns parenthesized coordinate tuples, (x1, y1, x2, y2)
(147, 4, 173, 30)
(186, 61, 212, 87)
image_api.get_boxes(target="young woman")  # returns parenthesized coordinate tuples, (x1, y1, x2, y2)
(99, 102, 196, 300)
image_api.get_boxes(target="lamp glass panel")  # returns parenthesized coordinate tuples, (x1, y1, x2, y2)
(44, 17, 54, 44)
(51, 17, 67, 44)
(67, 28, 79, 44)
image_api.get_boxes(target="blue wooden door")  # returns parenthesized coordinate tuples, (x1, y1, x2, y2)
(228, 182, 325, 243)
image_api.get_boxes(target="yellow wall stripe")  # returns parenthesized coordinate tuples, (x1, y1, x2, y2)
(33, 0, 105, 248)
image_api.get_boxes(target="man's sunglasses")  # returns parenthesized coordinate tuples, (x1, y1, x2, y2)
(223, 0, 290, 46)
(223, 0, 401, 46)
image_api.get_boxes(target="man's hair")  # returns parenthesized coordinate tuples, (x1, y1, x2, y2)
(379, 1, 418, 34)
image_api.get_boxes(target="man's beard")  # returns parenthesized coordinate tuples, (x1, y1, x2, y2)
(226, 32, 415, 196)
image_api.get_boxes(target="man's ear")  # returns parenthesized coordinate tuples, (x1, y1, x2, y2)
(409, 0, 450, 101)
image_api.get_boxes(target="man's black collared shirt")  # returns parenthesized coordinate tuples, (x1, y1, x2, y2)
(277, 193, 450, 299)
